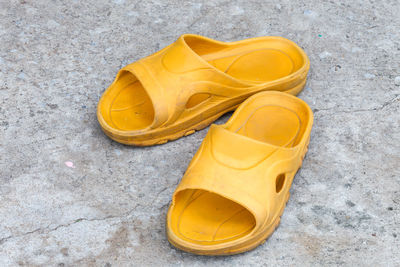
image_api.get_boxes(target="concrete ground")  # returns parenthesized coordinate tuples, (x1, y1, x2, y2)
(0, 0, 399, 266)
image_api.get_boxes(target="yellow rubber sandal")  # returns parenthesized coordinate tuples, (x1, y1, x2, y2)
(97, 34, 309, 146)
(167, 91, 313, 255)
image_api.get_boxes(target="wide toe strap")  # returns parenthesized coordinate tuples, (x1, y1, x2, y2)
(115, 35, 252, 130)
(173, 125, 301, 232)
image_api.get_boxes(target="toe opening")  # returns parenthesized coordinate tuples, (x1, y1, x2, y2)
(170, 189, 256, 245)
(99, 71, 155, 131)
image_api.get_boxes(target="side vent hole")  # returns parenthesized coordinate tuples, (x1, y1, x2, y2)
(275, 173, 286, 193)
(186, 93, 210, 109)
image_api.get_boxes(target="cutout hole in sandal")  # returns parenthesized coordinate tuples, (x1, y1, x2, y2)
(186, 93, 211, 109)
(275, 173, 286, 193)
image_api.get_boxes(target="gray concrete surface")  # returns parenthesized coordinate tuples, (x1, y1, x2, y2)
(0, 0, 399, 266)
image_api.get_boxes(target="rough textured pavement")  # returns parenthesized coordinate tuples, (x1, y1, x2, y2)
(0, 0, 399, 266)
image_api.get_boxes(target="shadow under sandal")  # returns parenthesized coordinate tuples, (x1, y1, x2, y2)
(166, 91, 313, 255)
(97, 34, 309, 146)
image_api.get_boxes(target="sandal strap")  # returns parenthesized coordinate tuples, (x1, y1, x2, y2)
(173, 124, 301, 231)
(118, 35, 253, 129)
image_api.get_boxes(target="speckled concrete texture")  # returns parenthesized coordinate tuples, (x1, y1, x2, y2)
(0, 0, 399, 266)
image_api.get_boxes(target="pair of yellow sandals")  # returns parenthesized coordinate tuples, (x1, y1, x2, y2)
(98, 34, 313, 255)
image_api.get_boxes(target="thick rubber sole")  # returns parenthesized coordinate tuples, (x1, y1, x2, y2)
(166, 136, 310, 255)
(98, 79, 307, 146)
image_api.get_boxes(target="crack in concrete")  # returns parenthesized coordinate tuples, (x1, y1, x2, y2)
(0, 204, 140, 245)
(151, 187, 169, 206)
(313, 95, 399, 114)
